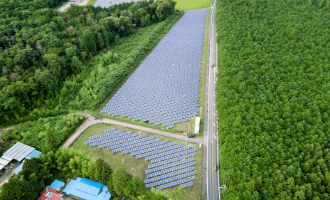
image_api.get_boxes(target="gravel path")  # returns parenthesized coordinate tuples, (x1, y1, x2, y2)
(62, 113, 204, 148)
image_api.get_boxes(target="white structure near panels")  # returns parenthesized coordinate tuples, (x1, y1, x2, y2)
(85, 128, 198, 190)
(100, 9, 208, 129)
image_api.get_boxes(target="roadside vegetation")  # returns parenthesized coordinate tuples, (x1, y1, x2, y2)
(216, 0, 330, 199)
(70, 123, 203, 200)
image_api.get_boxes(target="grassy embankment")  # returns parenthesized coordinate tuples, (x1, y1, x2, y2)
(174, 0, 212, 10)
(93, 9, 210, 138)
(70, 123, 203, 200)
(86, 0, 97, 6)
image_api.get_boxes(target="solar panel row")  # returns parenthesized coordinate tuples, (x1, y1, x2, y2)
(147, 161, 197, 178)
(147, 173, 196, 189)
(131, 140, 168, 156)
(103, 128, 116, 133)
(135, 141, 178, 155)
(88, 131, 133, 145)
(145, 145, 192, 161)
(155, 176, 196, 190)
(88, 129, 125, 140)
(111, 135, 152, 152)
(148, 153, 197, 169)
(150, 147, 197, 163)
(97, 134, 146, 148)
(124, 138, 160, 155)
(146, 157, 195, 174)
(90, 133, 137, 147)
(121, 137, 158, 154)
(138, 144, 183, 159)
(180, 181, 194, 188)
(144, 166, 195, 183)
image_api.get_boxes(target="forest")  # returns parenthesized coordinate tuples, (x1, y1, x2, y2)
(216, 0, 330, 199)
(0, 0, 178, 126)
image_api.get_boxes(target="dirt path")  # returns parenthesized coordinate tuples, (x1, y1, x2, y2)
(0, 126, 14, 137)
(62, 113, 204, 148)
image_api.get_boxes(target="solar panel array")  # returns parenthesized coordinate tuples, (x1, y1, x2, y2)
(155, 176, 196, 190)
(85, 128, 199, 190)
(146, 172, 196, 188)
(100, 9, 207, 129)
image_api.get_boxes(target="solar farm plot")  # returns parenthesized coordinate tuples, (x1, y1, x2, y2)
(100, 9, 208, 129)
(85, 128, 199, 190)
(141, 144, 199, 190)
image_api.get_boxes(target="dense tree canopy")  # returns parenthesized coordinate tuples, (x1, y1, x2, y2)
(216, 0, 330, 199)
(0, 0, 177, 126)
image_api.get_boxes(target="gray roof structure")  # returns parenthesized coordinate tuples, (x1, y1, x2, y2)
(0, 158, 10, 166)
(3, 142, 35, 162)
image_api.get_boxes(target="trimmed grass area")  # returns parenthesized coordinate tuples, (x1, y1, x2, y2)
(194, 8, 210, 136)
(174, 0, 212, 11)
(70, 123, 203, 200)
(93, 9, 210, 138)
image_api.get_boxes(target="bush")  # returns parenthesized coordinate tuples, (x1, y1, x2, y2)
(1, 114, 84, 151)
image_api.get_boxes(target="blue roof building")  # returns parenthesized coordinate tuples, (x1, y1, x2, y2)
(13, 149, 42, 174)
(50, 179, 65, 190)
(63, 177, 111, 200)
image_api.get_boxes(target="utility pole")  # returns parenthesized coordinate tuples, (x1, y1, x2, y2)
(181, 0, 183, 11)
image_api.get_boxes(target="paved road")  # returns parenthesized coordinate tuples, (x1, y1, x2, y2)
(206, 0, 220, 199)
(62, 113, 203, 148)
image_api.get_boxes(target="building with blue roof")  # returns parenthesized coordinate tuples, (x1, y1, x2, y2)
(13, 149, 42, 174)
(50, 179, 65, 191)
(63, 177, 111, 200)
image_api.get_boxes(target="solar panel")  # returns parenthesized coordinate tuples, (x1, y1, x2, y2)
(100, 10, 207, 129)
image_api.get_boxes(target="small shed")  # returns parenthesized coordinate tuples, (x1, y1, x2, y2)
(194, 117, 201, 134)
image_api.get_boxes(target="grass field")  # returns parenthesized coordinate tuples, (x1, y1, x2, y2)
(70, 123, 203, 199)
(174, 0, 212, 11)
(86, 0, 97, 6)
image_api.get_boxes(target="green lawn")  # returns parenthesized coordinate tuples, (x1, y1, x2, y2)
(86, 0, 97, 6)
(69, 123, 203, 200)
(174, 0, 212, 11)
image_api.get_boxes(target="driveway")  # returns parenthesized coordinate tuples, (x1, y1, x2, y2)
(62, 113, 204, 148)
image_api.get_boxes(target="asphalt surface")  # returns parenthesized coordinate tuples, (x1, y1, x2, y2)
(205, 0, 220, 199)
